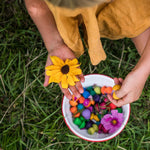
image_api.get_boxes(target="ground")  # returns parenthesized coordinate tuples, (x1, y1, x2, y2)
(0, 0, 150, 149)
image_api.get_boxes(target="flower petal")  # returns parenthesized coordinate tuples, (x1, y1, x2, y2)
(72, 75, 79, 82)
(50, 56, 64, 66)
(53, 71, 63, 83)
(46, 70, 60, 76)
(101, 114, 112, 127)
(48, 76, 55, 84)
(69, 64, 80, 68)
(45, 65, 61, 70)
(64, 59, 70, 65)
(70, 67, 82, 75)
(103, 123, 112, 130)
(65, 58, 78, 66)
(109, 127, 118, 133)
(67, 75, 75, 86)
(61, 75, 68, 88)
(117, 114, 124, 123)
(56, 71, 63, 80)
(102, 114, 112, 121)
(111, 110, 119, 118)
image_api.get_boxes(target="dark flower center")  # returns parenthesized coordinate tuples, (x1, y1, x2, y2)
(61, 65, 69, 74)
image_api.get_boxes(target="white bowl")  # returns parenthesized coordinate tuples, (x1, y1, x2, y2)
(62, 74, 130, 142)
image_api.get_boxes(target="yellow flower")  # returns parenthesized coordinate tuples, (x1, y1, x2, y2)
(45, 56, 82, 88)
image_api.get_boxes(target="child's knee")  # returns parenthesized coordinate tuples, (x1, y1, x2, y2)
(25, 0, 49, 17)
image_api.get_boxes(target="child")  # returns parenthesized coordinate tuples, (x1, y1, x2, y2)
(24, 0, 150, 106)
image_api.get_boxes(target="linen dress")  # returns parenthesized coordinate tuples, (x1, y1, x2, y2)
(45, 0, 150, 65)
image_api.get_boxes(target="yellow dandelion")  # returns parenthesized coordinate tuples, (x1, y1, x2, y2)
(45, 56, 82, 88)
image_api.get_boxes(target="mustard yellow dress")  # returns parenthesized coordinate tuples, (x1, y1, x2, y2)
(45, 0, 150, 65)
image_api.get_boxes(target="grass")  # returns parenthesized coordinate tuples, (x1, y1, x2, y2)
(0, 0, 150, 149)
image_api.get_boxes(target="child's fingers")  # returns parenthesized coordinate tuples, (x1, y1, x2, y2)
(113, 77, 120, 85)
(107, 94, 124, 107)
(107, 94, 114, 103)
(69, 86, 81, 98)
(113, 77, 123, 85)
(76, 81, 84, 94)
(78, 73, 85, 83)
(109, 98, 125, 107)
(115, 86, 127, 100)
(63, 74, 84, 98)
(60, 85, 72, 100)
(118, 78, 123, 83)
(60, 80, 83, 100)
(108, 92, 132, 107)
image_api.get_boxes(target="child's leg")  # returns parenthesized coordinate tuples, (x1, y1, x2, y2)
(131, 27, 150, 55)
(24, 0, 63, 51)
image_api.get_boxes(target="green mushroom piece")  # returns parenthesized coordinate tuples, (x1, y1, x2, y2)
(80, 116, 86, 121)
(90, 90, 96, 96)
(79, 121, 86, 129)
(86, 86, 93, 92)
(73, 118, 82, 126)
(116, 107, 123, 113)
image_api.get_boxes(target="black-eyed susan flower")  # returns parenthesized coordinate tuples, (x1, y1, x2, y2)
(45, 56, 82, 88)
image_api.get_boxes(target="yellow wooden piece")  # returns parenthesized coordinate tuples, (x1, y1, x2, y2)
(113, 92, 119, 100)
(112, 85, 121, 91)
(90, 113, 100, 122)
(112, 84, 121, 100)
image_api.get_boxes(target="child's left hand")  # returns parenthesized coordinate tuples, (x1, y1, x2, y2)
(108, 69, 148, 107)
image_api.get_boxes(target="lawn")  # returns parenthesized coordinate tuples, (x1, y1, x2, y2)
(0, 0, 150, 149)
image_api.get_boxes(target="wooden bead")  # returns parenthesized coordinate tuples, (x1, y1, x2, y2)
(113, 85, 121, 91)
(70, 106, 77, 114)
(113, 92, 119, 100)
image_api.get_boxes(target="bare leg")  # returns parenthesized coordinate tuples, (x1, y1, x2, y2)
(24, 0, 63, 52)
(131, 27, 150, 55)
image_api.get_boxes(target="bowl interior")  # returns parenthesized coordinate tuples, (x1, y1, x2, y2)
(62, 74, 130, 142)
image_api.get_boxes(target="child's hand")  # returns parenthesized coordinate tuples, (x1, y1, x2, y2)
(43, 43, 85, 99)
(108, 70, 148, 107)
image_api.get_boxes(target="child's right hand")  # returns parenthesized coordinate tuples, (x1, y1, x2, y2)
(43, 42, 85, 99)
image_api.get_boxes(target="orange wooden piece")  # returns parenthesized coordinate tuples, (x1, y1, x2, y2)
(91, 100, 95, 105)
(101, 86, 107, 94)
(70, 106, 77, 114)
(85, 100, 95, 108)
(101, 86, 113, 94)
(69, 100, 78, 106)
(78, 96, 85, 104)
(106, 87, 113, 94)
(74, 112, 80, 118)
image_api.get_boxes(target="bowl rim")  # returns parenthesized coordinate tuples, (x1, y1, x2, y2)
(61, 74, 131, 142)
